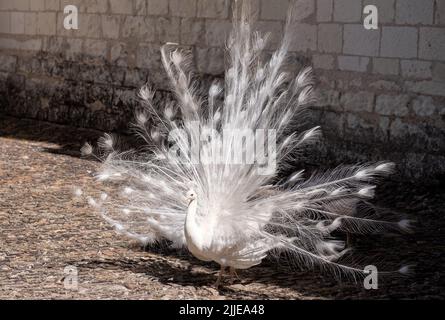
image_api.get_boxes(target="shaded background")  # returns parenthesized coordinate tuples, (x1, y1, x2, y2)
(0, 0, 444, 179)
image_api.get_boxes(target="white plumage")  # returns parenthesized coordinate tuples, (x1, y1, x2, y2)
(82, 1, 411, 285)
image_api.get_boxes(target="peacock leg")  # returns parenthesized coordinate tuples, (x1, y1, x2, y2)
(228, 267, 240, 284)
(215, 265, 226, 287)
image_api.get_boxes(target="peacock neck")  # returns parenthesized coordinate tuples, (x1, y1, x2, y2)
(185, 199, 202, 245)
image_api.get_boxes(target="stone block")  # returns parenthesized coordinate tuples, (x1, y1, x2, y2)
(102, 15, 121, 40)
(401, 60, 432, 79)
(317, 0, 333, 22)
(396, 0, 434, 25)
(405, 80, 445, 97)
(169, 0, 196, 17)
(30, 0, 45, 11)
(197, 0, 230, 19)
(317, 23, 342, 53)
(135, 0, 147, 15)
(78, 14, 102, 38)
(37, 12, 57, 35)
(381, 27, 418, 58)
(313, 54, 334, 69)
(110, 0, 133, 14)
(338, 56, 369, 72)
(0, 54, 17, 72)
(196, 46, 225, 75)
(260, 0, 288, 20)
(340, 91, 374, 112)
(0, 0, 29, 10)
(24, 12, 37, 35)
(11, 12, 25, 34)
(45, 0, 60, 11)
(288, 23, 317, 52)
(122, 16, 156, 41)
(412, 95, 437, 117)
(84, 39, 108, 57)
(436, 0, 445, 24)
(205, 19, 233, 47)
(110, 42, 131, 67)
(333, 0, 361, 22)
(156, 17, 180, 43)
(180, 18, 205, 45)
(375, 94, 410, 117)
(373, 58, 399, 75)
(0, 12, 11, 34)
(343, 24, 380, 56)
(261, 0, 314, 20)
(148, 0, 169, 15)
(419, 27, 445, 61)
(314, 89, 341, 110)
(86, 0, 109, 13)
(432, 62, 445, 82)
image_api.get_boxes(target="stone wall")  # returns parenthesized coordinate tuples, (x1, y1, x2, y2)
(0, 0, 444, 180)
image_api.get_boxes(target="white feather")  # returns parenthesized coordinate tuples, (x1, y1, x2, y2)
(80, 142, 93, 156)
(85, 0, 408, 280)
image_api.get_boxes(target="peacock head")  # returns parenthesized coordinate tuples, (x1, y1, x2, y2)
(185, 189, 197, 205)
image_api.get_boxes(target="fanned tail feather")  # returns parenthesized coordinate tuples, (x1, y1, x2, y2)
(79, 0, 411, 279)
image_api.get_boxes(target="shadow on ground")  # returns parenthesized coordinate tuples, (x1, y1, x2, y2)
(0, 114, 443, 299)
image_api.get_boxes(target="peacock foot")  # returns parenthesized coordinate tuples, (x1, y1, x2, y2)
(215, 265, 226, 288)
(228, 267, 241, 285)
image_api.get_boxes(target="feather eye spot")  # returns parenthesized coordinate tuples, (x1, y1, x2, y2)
(354, 169, 369, 179)
(399, 265, 414, 275)
(136, 112, 148, 125)
(209, 84, 222, 97)
(138, 85, 154, 101)
(99, 133, 114, 150)
(375, 162, 395, 174)
(87, 197, 98, 207)
(73, 188, 83, 197)
(80, 142, 93, 156)
(398, 219, 412, 231)
(358, 186, 376, 198)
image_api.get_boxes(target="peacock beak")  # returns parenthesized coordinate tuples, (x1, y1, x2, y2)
(186, 195, 196, 206)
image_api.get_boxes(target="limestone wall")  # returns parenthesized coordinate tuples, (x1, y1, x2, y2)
(0, 0, 444, 179)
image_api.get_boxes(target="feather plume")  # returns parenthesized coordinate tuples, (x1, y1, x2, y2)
(82, 0, 410, 280)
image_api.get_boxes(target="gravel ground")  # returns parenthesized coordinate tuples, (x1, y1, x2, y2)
(0, 115, 444, 300)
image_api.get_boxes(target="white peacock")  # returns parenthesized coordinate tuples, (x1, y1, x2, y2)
(81, 0, 412, 287)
